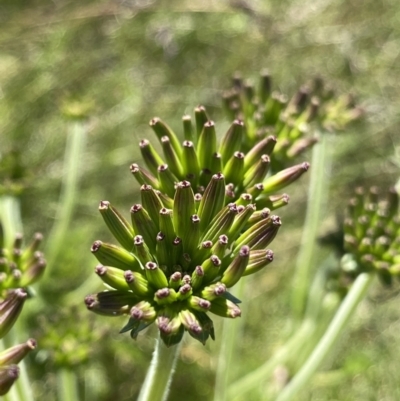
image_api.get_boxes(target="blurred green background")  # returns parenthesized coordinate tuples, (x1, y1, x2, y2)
(1, 0, 400, 400)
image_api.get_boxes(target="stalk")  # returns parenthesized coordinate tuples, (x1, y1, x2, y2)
(137, 337, 181, 401)
(275, 272, 374, 401)
(44, 120, 87, 270)
(290, 133, 332, 323)
(57, 368, 80, 401)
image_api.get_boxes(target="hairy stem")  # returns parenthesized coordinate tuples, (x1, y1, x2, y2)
(137, 337, 181, 401)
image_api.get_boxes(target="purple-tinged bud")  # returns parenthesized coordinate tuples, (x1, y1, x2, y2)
(211, 235, 229, 259)
(247, 183, 264, 198)
(157, 164, 178, 198)
(257, 194, 290, 211)
(91, 240, 140, 272)
(0, 289, 27, 338)
(221, 245, 250, 287)
(234, 215, 282, 251)
(182, 115, 193, 141)
(133, 235, 154, 266)
(262, 162, 310, 195)
(145, 262, 168, 289)
(130, 301, 157, 322)
(154, 287, 178, 305)
(130, 204, 158, 253)
(191, 265, 204, 290)
(139, 139, 165, 176)
(160, 136, 184, 178)
(219, 120, 244, 165)
(209, 297, 241, 318)
(244, 136, 277, 170)
(236, 193, 253, 207)
(201, 282, 226, 301)
(183, 214, 201, 255)
(243, 249, 274, 276)
(130, 163, 160, 188)
(202, 255, 222, 283)
(0, 365, 19, 396)
(176, 283, 193, 301)
(286, 137, 318, 159)
(20, 232, 43, 266)
(123, 269, 150, 296)
(85, 291, 137, 316)
(179, 309, 202, 336)
(19, 257, 46, 287)
(0, 338, 36, 366)
(188, 296, 211, 312)
(99, 201, 135, 251)
(150, 117, 182, 158)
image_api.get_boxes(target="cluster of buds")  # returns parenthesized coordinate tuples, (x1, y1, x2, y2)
(338, 187, 400, 286)
(85, 104, 310, 346)
(0, 223, 45, 394)
(222, 71, 363, 170)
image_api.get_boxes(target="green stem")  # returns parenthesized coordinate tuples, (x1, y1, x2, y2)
(44, 120, 87, 270)
(275, 272, 374, 401)
(227, 319, 314, 401)
(57, 368, 80, 401)
(213, 279, 246, 401)
(291, 133, 332, 323)
(0, 196, 23, 248)
(137, 337, 181, 401)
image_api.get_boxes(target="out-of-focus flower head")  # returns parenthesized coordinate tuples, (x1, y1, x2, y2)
(222, 70, 363, 171)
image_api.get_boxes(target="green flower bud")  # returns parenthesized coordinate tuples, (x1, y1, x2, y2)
(140, 185, 163, 228)
(190, 265, 204, 290)
(202, 203, 238, 243)
(182, 115, 193, 142)
(145, 262, 168, 289)
(243, 249, 274, 276)
(259, 69, 272, 103)
(243, 155, 271, 188)
(223, 151, 245, 186)
(99, 201, 134, 251)
(0, 338, 36, 366)
(179, 309, 202, 336)
(160, 136, 184, 178)
(173, 181, 196, 239)
(221, 245, 250, 287)
(84, 291, 136, 316)
(20, 233, 43, 265)
(133, 235, 154, 266)
(130, 204, 158, 253)
(95, 265, 130, 291)
(188, 296, 211, 312)
(91, 241, 140, 272)
(194, 105, 209, 139)
(130, 300, 157, 323)
(209, 297, 241, 318)
(256, 193, 290, 210)
(262, 162, 310, 195)
(150, 117, 182, 158)
(228, 203, 256, 238)
(124, 270, 152, 297)
(211, 235, 229, 259)
(130, 163, 159, 188)
(244, 136, 277, 170)
(157, 164, 178, 198)
(176, 283, 193, 301)
(139, 139, 164, 176)
(200, 282, 226, 301)
(0, 289, 27, 338)
(197, 173, 226, 233)
(219, 120, 244, 165)
(197, 121, 217, 172)
(19, 257, 46, 287)
(154, 288, 178, 305)
(183, 214, 201, 255)
(0, 365, 19, 396)
(182, 140, 200, 187)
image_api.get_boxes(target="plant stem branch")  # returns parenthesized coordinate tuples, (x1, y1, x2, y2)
(291, 133, 332, 323)
(275, 272, 374, 401)
(57, 368, 80, 401)
(137, 337, 181, 401)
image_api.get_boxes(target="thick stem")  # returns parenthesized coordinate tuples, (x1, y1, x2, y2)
(291, 133, 332, 322)
(57, 368, 80, 401)
(137, 337, 181, 401)
(275, 273, 374, 401)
